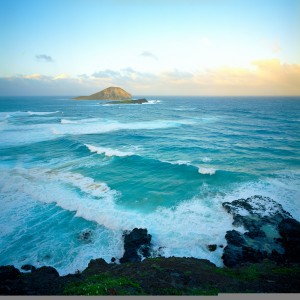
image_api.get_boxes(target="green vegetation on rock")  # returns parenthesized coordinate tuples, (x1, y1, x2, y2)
(63, 274, 144, 296)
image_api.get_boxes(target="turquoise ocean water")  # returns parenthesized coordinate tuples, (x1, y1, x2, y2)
(0, 96, 299, 275)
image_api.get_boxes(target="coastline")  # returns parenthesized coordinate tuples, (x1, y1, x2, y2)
(1, 256, 300, 295)
(1, 195, 300, 295)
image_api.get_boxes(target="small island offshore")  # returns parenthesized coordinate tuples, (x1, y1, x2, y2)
(73, 86, 148, 104)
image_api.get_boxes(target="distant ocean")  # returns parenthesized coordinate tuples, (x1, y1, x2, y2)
(0, 96, 299, 275)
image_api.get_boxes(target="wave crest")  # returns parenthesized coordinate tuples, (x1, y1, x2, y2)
(198, 167, 216, 175)
(85, 144, 134, 157)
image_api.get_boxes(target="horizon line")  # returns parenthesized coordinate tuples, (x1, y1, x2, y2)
(1, 95, 300, 98)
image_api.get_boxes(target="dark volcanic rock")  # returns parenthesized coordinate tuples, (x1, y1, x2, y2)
(107, 98, 148, 105)
(83, 258, 109, 275)
(135, 98, 148, 104)
(207, 244, 217, 252)
(120, 228, 152, 263)
(78, 229, 93, 243)
(0, 265, 20, 281)
(244, 228, 266, 239)
(21, 264, 36, 272)
(225, 230, 246, 247)
(241, 246, 267, 263)
(222, 230, 246, 267)
(33, 266, 59, 277)
(278, 218, 300, 262)
(222, 195, 299, 267)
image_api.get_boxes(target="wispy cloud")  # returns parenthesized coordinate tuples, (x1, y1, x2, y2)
(140, 51, 158, 61)
(35, 54, 54, 62)
(23, 73, 48, 80)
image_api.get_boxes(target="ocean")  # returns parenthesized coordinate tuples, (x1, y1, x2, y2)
(0, 96, 299, 275)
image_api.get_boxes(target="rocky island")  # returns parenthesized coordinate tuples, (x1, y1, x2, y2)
(73, 86, 148, 104)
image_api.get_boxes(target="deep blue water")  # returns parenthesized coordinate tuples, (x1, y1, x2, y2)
(0, 96, 299, 274)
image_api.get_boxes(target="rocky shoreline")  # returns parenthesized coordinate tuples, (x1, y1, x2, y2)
(1, 195, 300, 295)
(107, 98, 148, 104)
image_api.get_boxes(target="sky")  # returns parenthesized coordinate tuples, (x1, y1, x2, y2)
(0, 0, 299, 96)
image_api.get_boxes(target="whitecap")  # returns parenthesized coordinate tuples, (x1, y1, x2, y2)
(27, 111, 59, 115)
(142, 100, 161, 105)
(198, 167, 216, 175)
(162, 160, 191, 166)
(85, 144, 134, 157)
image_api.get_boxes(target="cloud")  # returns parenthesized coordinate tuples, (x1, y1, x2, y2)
(92, 68, 156, 85)
(54, 73, 69, 80)
(192, 59, 300, 95)
(1, 59, 300, 96)
(23, 73, 45, 80)
(35, 54, 54, 62)
(140, 51, 158, 61)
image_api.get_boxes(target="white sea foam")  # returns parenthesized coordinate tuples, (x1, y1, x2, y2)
(61, 119, 78, 124)
(198, 167, 216, 175)
(143, 100, 161, 105)
(173, 160, 191, 165)
(0, 111, 59, 121)
(0, 169, 124, 275)
(161, 160, 191, 166)
(0, 117, 196, 148)
(85, 144, 134, 157)
(1, 167, 299, 274)
(27, 111, 59, 115)
(161, 160, 217, 176)
(0, 167, 234, 269)
(220, 173, 300, 222)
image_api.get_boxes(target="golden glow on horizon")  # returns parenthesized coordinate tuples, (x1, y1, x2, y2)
(7, 59, 297, 96)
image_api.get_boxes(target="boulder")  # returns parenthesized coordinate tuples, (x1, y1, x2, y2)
(225, 230, 246, 247)
(78, 229, 93, 243)
(83, 258, 109, 275)
(33, 266, 59, 277)
(222, 196, 295, 267)
(0, 265, 21, 281)
(120, 228, 152, 263)
(207, 244, 217, 252)
(21, 264, 36, 272)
